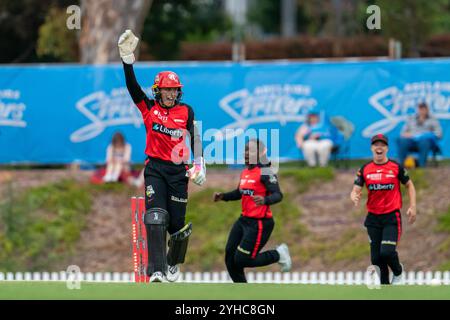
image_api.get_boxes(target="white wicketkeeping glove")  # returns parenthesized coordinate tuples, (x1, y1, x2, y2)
(188, 157, 206, 186)
(118, 29, 139, 64)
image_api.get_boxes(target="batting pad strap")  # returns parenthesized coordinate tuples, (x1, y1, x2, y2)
(144, 208, 168, 225)
(167, 222, 192, 266)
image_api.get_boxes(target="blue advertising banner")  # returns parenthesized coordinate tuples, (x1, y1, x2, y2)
(0, 58, 449, 164)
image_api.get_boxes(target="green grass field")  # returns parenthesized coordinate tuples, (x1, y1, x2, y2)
(0, 282, 449, 300)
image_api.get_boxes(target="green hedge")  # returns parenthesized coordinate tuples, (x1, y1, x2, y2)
(0, 180, 91, 271)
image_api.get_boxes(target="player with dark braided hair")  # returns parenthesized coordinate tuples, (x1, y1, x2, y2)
(213, 139, 291, 283)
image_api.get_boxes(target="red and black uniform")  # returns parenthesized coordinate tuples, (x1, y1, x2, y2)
(222, 163, 283, 283)
(354, 159, 410, 284)
(123, 63, 202, 234)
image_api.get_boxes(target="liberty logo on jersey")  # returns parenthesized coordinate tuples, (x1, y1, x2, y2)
(368, 183, 395, 191)
(152, 123, 184, 138)
(0, 89, 27, 128)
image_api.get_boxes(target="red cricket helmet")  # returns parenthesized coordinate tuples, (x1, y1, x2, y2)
(153, 71, 183, 88)
(152, 71, 183, 106)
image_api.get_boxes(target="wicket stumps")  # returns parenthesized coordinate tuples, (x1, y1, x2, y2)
(131, 196, 149, 283)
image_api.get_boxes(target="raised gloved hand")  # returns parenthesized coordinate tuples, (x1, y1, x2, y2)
(188, 157, 206, 186)
(118, 29, 139, 64)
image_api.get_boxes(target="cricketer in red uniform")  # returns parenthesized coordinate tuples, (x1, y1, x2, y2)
(213, 139, 292, 283)
(351, 134, 417, 285)
(119, 29, 205, 283)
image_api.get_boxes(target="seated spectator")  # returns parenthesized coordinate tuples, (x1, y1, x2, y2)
(103, 132, 132, 182)
(90, 132, 144, 186)
(397, 102, 442, 167)
(295, 110, 334, 167)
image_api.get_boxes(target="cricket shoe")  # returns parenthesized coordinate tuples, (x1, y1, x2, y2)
(391, 263, 405, 285)
(276, 243, 292, 272)
(149, 271, 165, 283)
(166, 265, 180, 282)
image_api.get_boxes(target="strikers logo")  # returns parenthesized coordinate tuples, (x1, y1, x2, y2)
(363, 81, 450, 137)
(70, 87, 151, 143)
(0, 89, 27, 128)
(214, 84, 318, 140)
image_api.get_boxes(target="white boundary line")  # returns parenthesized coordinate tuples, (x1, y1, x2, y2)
(0, 271, 449, 285)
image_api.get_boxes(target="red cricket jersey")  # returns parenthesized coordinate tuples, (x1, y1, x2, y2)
(354, 160, 410, 214)
(136, 100, 193, 164)
(123, 63, 200, 165)
(239, 166, 273, 219)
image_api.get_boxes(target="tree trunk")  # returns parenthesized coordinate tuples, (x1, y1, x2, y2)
(281, 0, 297, 38)
(79, 0, 152, 64)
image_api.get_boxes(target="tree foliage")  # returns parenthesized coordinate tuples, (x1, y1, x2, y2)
(373, 0, 450, 56)
(247, 0, 450, 57)
(1, 0, 449, 62)
(247, 0, 311, 36)
(141, 0, 231, 60)
(0, 0, 76, 63)
(36, 8, 78, 62)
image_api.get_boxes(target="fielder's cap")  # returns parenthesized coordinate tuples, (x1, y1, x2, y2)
(371, 134, 388, 145)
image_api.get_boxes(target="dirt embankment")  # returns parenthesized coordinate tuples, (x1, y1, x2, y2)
(1, 167, 449, 272)
(294, 167, 450, 271)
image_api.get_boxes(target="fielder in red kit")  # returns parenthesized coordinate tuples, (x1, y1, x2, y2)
(351, 134, 417, 285)
(118, 30, 206, 282)
(213, 139, 292, 283)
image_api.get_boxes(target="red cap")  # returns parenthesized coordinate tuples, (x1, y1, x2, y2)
(371, 134, 388, 145)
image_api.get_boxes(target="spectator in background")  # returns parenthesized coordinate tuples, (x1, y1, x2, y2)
(103, 132, 132, 183)
(397, 103, 442, 167)
(295, 110, 334, 167)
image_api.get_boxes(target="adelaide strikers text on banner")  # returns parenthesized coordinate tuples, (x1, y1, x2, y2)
(0, 59, 449, 164)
